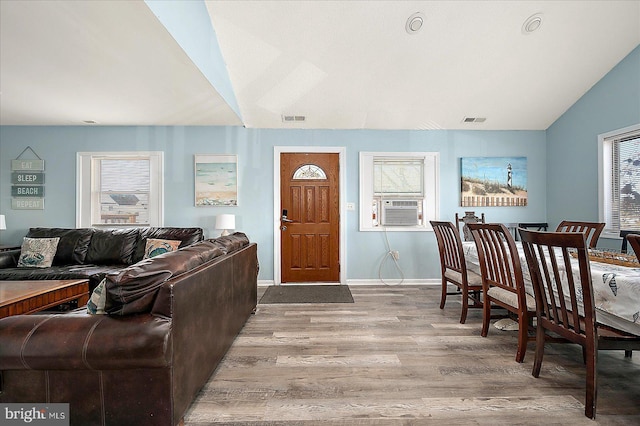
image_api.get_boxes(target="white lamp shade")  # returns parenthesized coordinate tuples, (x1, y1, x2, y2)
(215, 214, 235, 231)
(0, 215, 5, 231)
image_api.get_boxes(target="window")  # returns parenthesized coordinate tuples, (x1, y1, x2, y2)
(77, 152, 164, 227)
(293, 164, 327, 180)
(359, 152, 439, 231)
(599, 125, 640, 235)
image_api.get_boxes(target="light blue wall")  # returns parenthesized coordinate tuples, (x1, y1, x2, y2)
(546, 45, 640, 249)
(0, 127, 546, 281)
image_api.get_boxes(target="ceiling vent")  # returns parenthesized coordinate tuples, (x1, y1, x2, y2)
(282, 115, 306, 122)
(462, 117, 486, 123)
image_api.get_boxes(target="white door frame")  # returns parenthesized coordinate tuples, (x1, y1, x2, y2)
(273, 146, 347, 285)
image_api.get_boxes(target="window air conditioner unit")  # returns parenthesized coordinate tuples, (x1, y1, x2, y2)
(381, 200, 419, 226)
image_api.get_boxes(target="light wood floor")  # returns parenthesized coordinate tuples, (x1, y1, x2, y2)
(184, 285, 640, 425)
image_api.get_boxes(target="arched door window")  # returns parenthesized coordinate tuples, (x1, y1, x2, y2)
(293, 164, 327, 180)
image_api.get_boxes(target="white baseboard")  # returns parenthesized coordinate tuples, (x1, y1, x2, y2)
(346, 279, 439, 286)
(259, 279, 440, 287)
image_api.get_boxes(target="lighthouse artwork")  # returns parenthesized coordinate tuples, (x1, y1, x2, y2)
(460, 157, 527, 207)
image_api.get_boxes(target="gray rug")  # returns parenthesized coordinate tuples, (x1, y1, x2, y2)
(259, 285, 354, 304)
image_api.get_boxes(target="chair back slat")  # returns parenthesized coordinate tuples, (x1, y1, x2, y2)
(469, 224, 521, 293)
(555, 220, 605, 249)
(520, 229, 596, 345)
(431, 221, 465, 274)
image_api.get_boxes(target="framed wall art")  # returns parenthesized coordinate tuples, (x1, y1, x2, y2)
(460, 156, 527, 207)
(194, 154, 238, 206)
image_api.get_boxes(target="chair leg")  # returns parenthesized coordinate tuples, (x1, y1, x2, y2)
(460, 286, 469, 324)
(532, 324, 545, 378)
(515, 313, 528, 363)
(584, 346, 597, 419)
(481, 297, 491, 337)
(440, 279, 447, 310)
(624, 350, 632, 358)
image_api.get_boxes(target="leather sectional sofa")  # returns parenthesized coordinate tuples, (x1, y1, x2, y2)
(0, 226, 205, 292)
(0, 230, 259, 426)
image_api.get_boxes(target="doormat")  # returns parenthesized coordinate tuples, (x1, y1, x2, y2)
(259, 285, 354, 304)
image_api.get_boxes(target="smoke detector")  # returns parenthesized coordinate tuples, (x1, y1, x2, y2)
(522, 13, 543, 34)
(406, 12, 425, 34)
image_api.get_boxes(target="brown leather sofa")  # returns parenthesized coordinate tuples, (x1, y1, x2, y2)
(0, 232, 259, 426)
(0, 227, 204, 292)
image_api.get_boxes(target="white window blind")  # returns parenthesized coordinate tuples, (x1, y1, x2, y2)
(609, 133, 640, 232)
(96, 158, 151, 225)
(373, 158, 424, 197)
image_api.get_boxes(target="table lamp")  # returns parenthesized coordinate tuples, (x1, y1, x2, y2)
(215, 214, 235, 236)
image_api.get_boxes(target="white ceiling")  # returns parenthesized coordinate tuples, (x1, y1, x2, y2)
(1, 1, 639, 130)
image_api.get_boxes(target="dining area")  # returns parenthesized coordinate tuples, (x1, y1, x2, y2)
(431, 216, 640, 420)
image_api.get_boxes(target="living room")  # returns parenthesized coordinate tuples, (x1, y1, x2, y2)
(0, 0, 640, 424)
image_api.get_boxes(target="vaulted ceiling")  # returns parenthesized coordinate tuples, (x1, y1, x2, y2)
(1, 1, 639, 130)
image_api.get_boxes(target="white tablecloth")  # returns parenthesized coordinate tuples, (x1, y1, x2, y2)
(462, 242, 640, 336)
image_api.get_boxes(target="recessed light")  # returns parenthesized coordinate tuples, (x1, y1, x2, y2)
(406, 12, 425, 34)
(522, 13, 543, 34)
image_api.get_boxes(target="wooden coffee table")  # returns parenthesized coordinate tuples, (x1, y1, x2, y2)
(0, 279, 90, 318)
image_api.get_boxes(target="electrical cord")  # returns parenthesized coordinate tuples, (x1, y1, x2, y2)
(377, 225, 405, 286)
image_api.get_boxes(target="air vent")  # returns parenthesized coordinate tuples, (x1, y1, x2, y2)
(462, 117, 486, 123)
(282, 115, 306, 122)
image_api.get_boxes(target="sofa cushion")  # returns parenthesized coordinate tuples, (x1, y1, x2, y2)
(86, 228, 139, 265)
(17, 237, 60, 268)
(26, 227, 93, 265)
(132, 227, 203, 263)
(143, 238, 181, 259)
(106, 240, 224, 316)
(87, 279, 110, 315)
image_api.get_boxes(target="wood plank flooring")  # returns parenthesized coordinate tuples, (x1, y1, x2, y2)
(184, 285, 640, 425)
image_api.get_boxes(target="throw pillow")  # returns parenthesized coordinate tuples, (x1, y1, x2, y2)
(17, 237, 60, 268)
(87, 278, 110, 315)
(143, 238, 181, 259)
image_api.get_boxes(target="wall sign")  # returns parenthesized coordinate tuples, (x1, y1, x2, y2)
(11, 147, 45, 210)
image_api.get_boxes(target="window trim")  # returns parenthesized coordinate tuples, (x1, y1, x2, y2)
(359, 151, 439, 232)
(76, 151, 164, 228)
(598, 123, 640, 238)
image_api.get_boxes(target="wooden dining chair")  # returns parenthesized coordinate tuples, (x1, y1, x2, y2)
(430, 221, 483, 324)
(620, 230, 640, 254)
(555, 220, 605, 249)
(516, 222, 549, 241)
(467, 223, 536, 363)
(627, 234, 640, 262)
(519, 229, 640, 419)
(455, 211, 485, 242)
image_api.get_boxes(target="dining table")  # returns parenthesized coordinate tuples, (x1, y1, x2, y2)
(462, 241, 640, 337)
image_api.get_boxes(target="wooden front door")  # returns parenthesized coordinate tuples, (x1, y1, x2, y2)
(280, 153, 340, 283)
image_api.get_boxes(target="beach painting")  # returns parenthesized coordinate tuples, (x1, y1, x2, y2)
(460, 157, 527, 207)
(195, 154, 238, 206)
